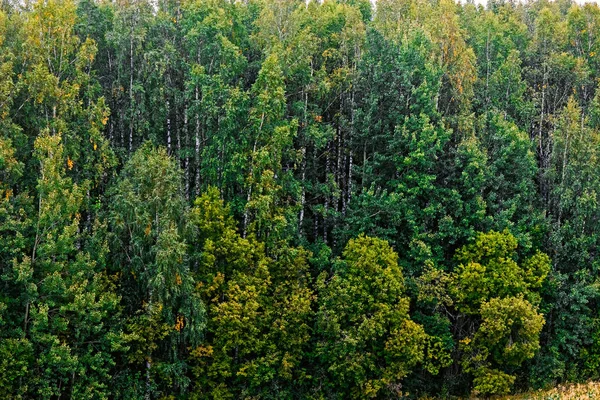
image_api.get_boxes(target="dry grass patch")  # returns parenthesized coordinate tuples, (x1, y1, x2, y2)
(492, 381, 600, 399)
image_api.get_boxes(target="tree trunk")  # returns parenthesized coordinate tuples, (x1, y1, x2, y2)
(129, 25, 134, 155)
(184, 104, 190, 200)
(167, 99, 171, 155)
(324, 141, 331, 244)
(195, 86, 201, 197)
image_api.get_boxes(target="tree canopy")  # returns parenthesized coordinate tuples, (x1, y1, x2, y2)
(2, 0, 600, 397)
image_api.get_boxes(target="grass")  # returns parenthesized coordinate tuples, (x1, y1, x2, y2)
(415, 382, 600, 399)
(491, 381, 600, 400)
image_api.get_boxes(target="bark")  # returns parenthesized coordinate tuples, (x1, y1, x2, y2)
(167, 99, 171, 155)
(129, 25, 134, 154)
(299, 83, 308, 237)
(184, 104, 190, 200)
(538, 64, 548, 204)
(195, 86, 201, 197)
(299, 146, 306, 237)
(324, 140, 331, 244)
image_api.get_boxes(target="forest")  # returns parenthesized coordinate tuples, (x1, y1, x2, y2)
(1, 0, 600, 397)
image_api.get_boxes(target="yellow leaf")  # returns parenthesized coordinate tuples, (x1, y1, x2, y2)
(145, 223, 151, 236)
(67, 158, 74, 170)
(93, 142, 97, 151)
(191, 345, 213, 358)
(174, 315, 185, 332)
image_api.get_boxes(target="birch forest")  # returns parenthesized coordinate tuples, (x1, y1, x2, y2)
(2, 0, 600, 397)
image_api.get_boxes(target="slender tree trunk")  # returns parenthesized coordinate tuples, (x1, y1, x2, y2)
(299, 146, 306, 237)
(218, 114, 224, 187)
(557, 128, 570, 227)
(167, 99, 172, 154)
(129, 26, 134, 154)
(313, 146, 319, 241)
(184, 104, 190, 200)
(299, 84, 308, 237)
(346, 74, 355, 216)
(539, 64, 547, 204)
(362, 142, 367, 190)
(485, 29, 490, 109)
(195, 86, 201, 197)
(145, 359, 151, 400)
(243, 139, 258, 238)
(324, 141, 331, 244)
(333, 123, 342, 249)
(176, 102, 181, 168)
(336, 125, 342, 215)
(23, 302, 29, 336)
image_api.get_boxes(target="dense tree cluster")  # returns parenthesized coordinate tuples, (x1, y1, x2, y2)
(1, 0, 600, 397)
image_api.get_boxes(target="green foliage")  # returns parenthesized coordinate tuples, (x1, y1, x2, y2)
(3, 0, 600, 397)
(451, 230, 550, 314)
(477, 297, 545, 366)
(0, 338, 33, 398)
(108, 142, 205, 397)
(452, 231, 549, 396)
(464, 296, 545, 396)
(316, 235, 426, 398)
(189, 187, 313, 398)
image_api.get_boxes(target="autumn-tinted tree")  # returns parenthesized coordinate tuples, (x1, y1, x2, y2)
(316, 235, 426, 398)
(108, 143, 204, 397)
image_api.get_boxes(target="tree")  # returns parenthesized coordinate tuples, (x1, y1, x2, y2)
(343, 28, 449, 259)
(105, 0, 153, 155)
(450, 230, 550, 395)
(0, 2, 122, 397)
(0, 130, 123, 398)
(188, 187, 314, 398)
(316, 235, 426, 398)
(533, 97, 600, 385)
(108, 142, 205, 398)
(243, 52, 298, 247)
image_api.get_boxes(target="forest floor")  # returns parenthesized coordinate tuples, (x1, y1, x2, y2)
(485, 381, 600, 399)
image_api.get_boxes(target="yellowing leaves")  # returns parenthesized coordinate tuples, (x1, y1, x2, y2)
(174, 315, 185, 332)
(322, 49, 334, 59)
(190, 345, 214, 358)
(67, 157, 74, 170)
